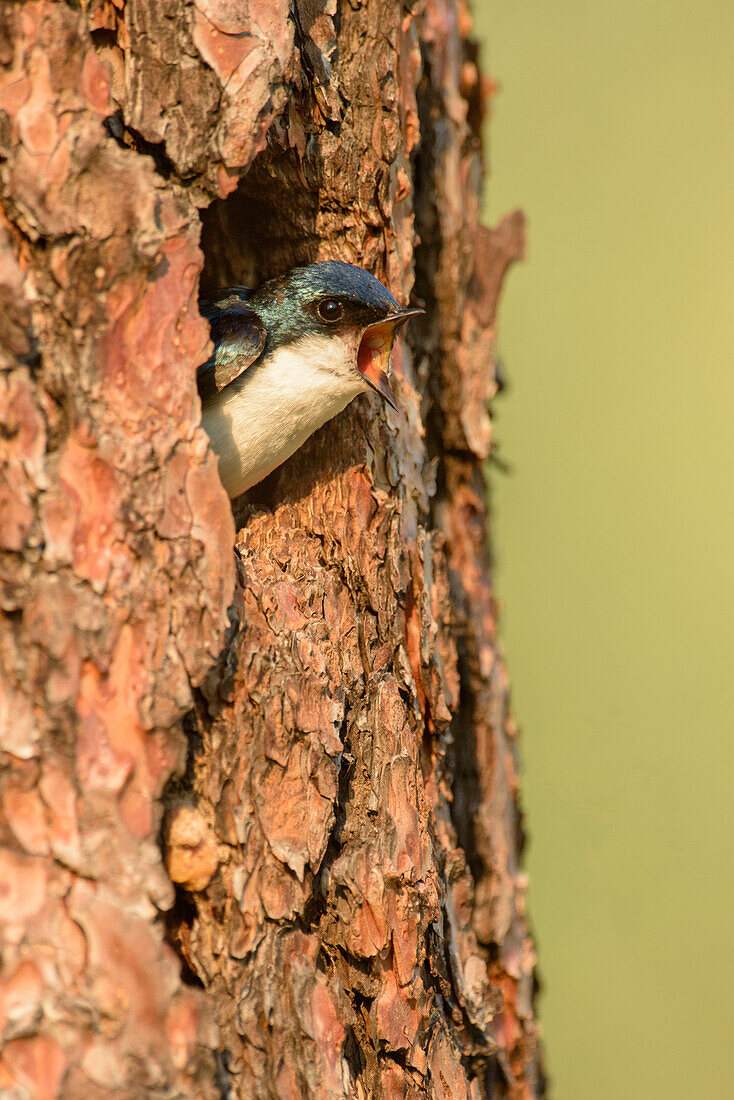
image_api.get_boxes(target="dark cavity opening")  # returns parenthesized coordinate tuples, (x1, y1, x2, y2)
(199, 144, 324, 295)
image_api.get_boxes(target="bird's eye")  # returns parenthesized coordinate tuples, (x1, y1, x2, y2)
(317, 298, 344, 323)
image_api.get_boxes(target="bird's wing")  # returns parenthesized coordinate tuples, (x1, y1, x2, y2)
(196, 287, 267, 400)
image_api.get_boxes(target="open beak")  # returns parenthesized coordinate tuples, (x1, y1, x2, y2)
(357, 308, 424, 411)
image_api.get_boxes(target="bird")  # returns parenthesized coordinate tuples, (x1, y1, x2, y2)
(196, 261, 423, 499)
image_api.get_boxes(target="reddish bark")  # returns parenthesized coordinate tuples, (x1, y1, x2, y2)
(0, 1, 542, 1096)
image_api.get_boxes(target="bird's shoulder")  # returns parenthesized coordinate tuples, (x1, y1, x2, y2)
(197, 287, 267, 400)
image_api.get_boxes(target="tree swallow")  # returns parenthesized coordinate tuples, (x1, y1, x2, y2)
(197, 261, 422, 498)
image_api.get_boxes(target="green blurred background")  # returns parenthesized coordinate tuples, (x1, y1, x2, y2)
(473, 1, 734, 1096)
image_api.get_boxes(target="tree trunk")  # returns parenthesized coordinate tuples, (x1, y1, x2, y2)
(0, 1, 542, 1097)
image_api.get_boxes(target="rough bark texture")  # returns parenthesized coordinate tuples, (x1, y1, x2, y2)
(0, 2, 542, 1097)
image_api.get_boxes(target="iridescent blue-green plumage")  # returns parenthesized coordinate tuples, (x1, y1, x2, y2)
(197, 289, 264, 400)
(249, 261, 401, 352)
(197, 262, 403, 398)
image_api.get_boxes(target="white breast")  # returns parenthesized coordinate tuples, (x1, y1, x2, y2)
(201, 332, 366, 498)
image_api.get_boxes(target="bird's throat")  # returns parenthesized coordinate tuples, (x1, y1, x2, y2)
(201, 335, 364, 498)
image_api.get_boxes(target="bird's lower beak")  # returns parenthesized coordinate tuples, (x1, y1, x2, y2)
(357, 308, 424, 411)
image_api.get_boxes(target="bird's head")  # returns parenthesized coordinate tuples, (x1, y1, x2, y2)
(247, 261, 423, 410)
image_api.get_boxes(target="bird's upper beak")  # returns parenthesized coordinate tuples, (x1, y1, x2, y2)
(357, 308, 424, 411)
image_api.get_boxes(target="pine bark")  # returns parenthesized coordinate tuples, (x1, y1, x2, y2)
(0, 2, 542, 1097)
